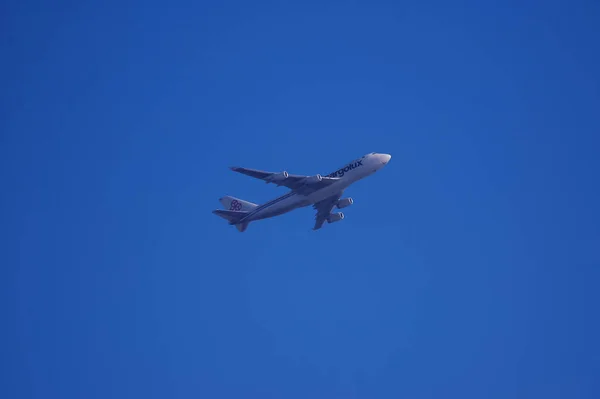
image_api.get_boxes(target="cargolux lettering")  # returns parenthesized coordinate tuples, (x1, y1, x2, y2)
(327, 160, 363, 178)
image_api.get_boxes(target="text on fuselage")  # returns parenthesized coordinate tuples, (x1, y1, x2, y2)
(327, 160, 363, 178)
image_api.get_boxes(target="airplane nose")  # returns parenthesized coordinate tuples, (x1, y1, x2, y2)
(381, 154, 391, 164)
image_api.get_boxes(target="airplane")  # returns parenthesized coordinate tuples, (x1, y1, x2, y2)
(212, 152, 392, 232)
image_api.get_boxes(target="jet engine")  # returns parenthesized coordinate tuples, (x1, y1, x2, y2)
(327, 212, 344, 223)
(336, 198, 353, 209)
(303, 174, 323, 184)
(267, 171, 288, 182)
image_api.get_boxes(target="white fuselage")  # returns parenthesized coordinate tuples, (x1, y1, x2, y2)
(239, 153, 391, 223)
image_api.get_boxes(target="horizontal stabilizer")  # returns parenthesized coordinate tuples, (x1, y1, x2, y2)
(212, 209, 249, 224)
(235, 222, 249, 232)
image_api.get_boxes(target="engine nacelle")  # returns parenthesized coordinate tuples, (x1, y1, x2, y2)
(336, 197, 353, 209)
(267, 171, 289, 182)
(303, 174, 323, 184)
(327, 212, 344, 223)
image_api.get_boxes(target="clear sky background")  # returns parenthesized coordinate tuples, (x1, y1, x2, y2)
(2, 0, 599, 398)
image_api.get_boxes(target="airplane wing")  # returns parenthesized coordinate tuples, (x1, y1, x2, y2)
(230, 166, 340, 195)
(312, 192, 343, 230)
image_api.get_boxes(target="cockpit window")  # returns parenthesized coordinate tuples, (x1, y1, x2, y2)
(361, 152, 376, 159)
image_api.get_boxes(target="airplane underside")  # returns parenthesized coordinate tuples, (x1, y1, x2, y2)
(212, 152, 391, 231)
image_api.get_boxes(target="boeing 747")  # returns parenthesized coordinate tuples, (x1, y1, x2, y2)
(213, 152, 392, 232)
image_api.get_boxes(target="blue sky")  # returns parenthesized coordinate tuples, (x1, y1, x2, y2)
(2, 0, 599, 398)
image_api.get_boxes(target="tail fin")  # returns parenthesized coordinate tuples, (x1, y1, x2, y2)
(215, 197, 256, 232)
(219, 196, 258, 212)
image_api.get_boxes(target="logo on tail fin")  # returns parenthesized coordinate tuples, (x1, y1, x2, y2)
(229, 199, 242, 211)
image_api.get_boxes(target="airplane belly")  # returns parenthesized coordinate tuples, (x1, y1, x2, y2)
(252, 194, 304, 220)
(307, 181, 346, 203)
(264, 203, 297, 217)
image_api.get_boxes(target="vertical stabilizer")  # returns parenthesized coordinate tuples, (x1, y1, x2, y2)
(219, 196, 258, 212)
